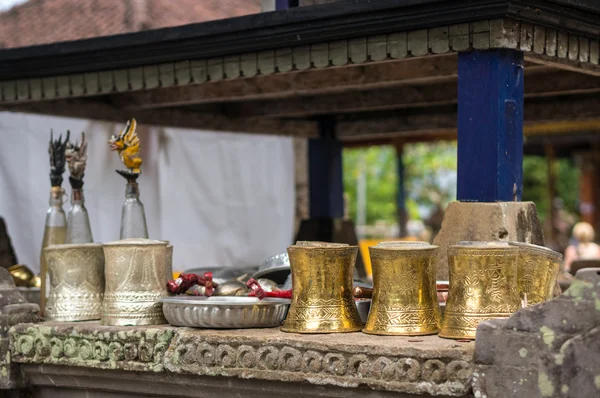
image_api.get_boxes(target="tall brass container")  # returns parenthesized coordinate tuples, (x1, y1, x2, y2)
(363, 243, 440, 335)
(439, 242, 521, 340)
(281, 241, 362, 333)
(44, 243, 104, 321)
(102, 239, 168, 326)
(508, 241, 562, 306)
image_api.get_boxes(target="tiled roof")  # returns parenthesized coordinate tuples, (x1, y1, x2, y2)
(0, 0, 260, 49)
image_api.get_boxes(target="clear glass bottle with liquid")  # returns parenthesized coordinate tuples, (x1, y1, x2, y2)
(66, 188, 93, 243)
(39, 186, 67, 314)
(120, 181, 149, 239)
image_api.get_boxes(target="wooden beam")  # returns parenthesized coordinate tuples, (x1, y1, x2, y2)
(1, 100, 318, 137)
(525, 54, 600, 77)
(199, 68, 600, 118)
(337, 95, 600, 142)
(110, 56, 461, 110)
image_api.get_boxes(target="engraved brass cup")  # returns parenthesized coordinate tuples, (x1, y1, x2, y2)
(281, 241, 362, 333)
(162, 241, 174, 283)
(439, 242, 521, 340)
(44, 243, 105, 321)
(508, 241, 562, 306)
(362, 243, 441, 335)
(102, 239, 168, 326)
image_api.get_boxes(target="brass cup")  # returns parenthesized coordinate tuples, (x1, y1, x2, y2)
(281, 241, 362, 333)
(102, 239, 168, 326)
(439, 242, 521, 340)
(162, 242, 174, 290)
(43, 243, 105, 321)
(508, 241, 562, 306)
(362, 243, 440, 336)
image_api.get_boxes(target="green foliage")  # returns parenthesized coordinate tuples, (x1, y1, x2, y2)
(343, 146, 398, 225)
(522, 155, 579, 222)
(343, 144, 579, 226)
(343, 142, 458, 224)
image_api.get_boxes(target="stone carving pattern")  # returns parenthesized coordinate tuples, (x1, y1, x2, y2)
(171, 340, 472, 387)
(11, 327, 173, 371)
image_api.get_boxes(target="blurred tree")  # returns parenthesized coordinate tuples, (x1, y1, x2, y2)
(522, 155, 579, 222)
(343, 144, 579, 226)
(343, 142, 457, 225)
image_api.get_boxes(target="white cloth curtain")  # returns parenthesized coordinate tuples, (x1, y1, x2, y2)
(0, 112, 295, 273)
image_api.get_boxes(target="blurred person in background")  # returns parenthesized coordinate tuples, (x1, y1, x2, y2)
(563, 221, 600, 273)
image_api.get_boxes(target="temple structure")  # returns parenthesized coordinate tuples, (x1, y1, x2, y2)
(0, 0, 599, 396)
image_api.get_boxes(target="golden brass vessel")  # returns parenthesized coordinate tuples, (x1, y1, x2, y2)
(508, 241, 562, 306)
(102, 239, 168, 326)
(362, 243, 440, 336)
(281, 241, 362, 333)
(439, 242, 521, 340)
(44, 243, 105, 321)
(8, 264, 37, 287)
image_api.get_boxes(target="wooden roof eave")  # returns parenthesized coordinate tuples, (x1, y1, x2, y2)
(0, 0, 599, 140)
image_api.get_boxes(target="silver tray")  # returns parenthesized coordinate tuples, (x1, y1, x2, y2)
(161, 296, 290, 329)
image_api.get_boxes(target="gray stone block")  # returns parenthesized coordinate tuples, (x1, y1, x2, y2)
(473, 270, 600, 398)
(433, 202, 544, 280)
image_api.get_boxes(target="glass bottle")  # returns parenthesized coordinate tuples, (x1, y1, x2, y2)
(120, 181, 149, 239)
(66, 188, 93, 243)
(39, 186, 67, 315)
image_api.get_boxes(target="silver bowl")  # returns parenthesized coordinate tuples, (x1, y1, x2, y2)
(252, 252, 291, 285)
(161, 296, 290, 329)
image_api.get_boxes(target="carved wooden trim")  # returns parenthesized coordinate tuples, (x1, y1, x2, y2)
(1, 18, 598, 106)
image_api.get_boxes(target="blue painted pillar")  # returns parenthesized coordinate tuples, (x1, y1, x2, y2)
(275, 0, 298, 10)
(457, 49, 524, 202)
(308, 117, 344, 218)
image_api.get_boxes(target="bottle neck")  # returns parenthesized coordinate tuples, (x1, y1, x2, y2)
(49, 187, 65, 208)
(125, 182, 140, 199)
(71, 188, 85, 205)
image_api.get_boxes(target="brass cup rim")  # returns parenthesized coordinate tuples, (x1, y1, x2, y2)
(369, 245, 438, 251)
(44, 242, 104, 251)
(449, 242, 519, 252)
(104, 238, 168, 247)
(288, 244, 358, 250)
(508, 241, 563, 261)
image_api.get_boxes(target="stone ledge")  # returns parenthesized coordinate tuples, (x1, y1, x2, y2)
(9, 322, 474, 397)
(10, 322, 176, 373)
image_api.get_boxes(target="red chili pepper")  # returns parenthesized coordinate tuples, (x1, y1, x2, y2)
(168, 272, 219, 295)
(167, 273, 199, 294)
(248, 290, 292, 299)
(204, 272, 215, 297)
(246, 278, 266, 299)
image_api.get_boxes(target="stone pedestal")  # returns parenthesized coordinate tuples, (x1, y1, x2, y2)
(10, 321, 474, 397)
(432, 202, 544, 280)
(0, 268, 40, 389)
(473, 268, 600, 398)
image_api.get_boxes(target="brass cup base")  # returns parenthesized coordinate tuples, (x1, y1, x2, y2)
(439, 312, 510, 340)
(362, 328, 439, 336)
(281, 306, 363, 333)
(281, 323, 362, 334)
